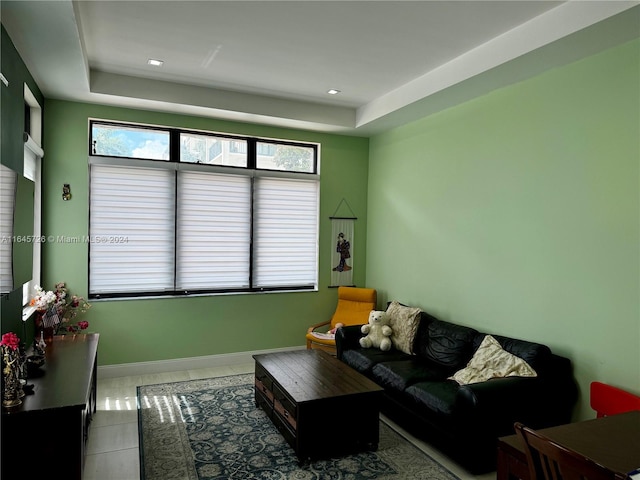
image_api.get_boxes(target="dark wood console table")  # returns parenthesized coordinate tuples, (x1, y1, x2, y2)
(1, 333, 99, 480)
(497, 411, 640, 480)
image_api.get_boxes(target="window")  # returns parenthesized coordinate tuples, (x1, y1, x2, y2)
(23, 84, 43, 311)
(88, 121, 319, 298)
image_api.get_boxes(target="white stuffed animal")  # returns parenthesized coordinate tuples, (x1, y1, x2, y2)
(360, 310, 393, 351)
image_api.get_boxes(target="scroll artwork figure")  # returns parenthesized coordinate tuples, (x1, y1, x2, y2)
(333, 232, 352, 272)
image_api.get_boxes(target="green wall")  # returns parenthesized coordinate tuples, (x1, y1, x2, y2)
(367, 39, 640, 421)
(1, 24, 43, 172)
(0, 24, 43, 341)
(42, 101, 370, 365)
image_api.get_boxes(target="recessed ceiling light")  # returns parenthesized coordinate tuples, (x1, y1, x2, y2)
(147, 59, 164, 67)
(327, 89, 341, 95)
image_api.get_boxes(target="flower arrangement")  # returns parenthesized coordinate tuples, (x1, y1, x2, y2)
(30, 282, 91, 335)
(0, 332, 20, 351)
(29, 285, 58, 312)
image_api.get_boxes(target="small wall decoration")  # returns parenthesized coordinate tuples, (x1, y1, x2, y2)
(330, 199, 357, 287)
(62, 184, 71, 201)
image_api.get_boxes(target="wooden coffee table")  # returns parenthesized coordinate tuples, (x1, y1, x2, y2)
(253, 349, 384, 463)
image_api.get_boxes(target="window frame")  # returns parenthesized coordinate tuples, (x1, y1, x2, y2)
(87, 120, 320, 300)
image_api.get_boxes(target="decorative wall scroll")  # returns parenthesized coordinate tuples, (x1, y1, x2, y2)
(330, 199, 357, 287)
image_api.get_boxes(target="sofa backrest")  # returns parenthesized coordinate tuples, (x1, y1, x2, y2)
(414, 318, 479, 372)
(411, 313, 553, 375)
(411, 311, 437, 353)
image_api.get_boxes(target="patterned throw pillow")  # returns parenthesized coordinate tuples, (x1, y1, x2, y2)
(386, 301, 422, 355)
(448, 334, 537, 385)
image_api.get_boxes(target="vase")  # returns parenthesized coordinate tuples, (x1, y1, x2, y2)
(35, 311, 55, 345)
(2, 348, 22, 409)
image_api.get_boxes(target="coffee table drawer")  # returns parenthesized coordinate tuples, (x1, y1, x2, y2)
(255, 390, 275, 422)
(274, 413, 297, 449)
(255, 365, 273, 389)
(255, 377, 274, 404)
(274, 398, 297, 430)
(273, 384, 297, 416)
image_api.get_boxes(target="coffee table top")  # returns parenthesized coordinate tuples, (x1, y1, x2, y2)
(253, 349, 383, 404)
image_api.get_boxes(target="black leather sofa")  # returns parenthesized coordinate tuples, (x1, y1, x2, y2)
(335, 311, 578, 473)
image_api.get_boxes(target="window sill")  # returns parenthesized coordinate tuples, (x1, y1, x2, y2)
(89, 287, 318, 302)
(22, 305, 36, 322)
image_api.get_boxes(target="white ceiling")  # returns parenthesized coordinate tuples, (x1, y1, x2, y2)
(2, 1, 639, 136)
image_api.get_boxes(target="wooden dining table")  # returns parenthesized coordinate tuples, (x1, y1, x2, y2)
(497, 410, 640, 480)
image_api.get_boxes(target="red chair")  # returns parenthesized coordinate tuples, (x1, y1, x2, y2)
(590, 382, 640, 418)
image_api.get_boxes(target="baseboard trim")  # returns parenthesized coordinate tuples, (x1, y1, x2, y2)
(98, 345, 306, 378)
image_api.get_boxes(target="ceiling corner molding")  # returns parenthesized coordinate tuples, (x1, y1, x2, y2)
(90, 71, 357, 131)
(71, 0, 91, 89)
(355, 1, 640, 131)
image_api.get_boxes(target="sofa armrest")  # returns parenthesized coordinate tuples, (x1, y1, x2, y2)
(455, 354, 577, 437)
(335, 324, 364, 360)
(455, 377, 545, 436)
(536, 354, 578, 425)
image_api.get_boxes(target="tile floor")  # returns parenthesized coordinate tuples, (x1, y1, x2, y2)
(84, 362, 497, 480)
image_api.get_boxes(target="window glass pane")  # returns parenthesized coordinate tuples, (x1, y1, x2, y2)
(92, 124, 170, 160)
(89, 164, 175, 294)
(176, 171, 251, 289)
(256, 143, 315, 173)
(180, 133, 247, 167)
(229, 141, 247, 154)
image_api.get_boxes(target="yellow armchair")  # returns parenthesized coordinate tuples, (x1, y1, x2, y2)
(306, 286, 377, 354)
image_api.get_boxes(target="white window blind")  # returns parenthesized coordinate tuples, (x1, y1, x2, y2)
(0, 164, 16, 293)
(89, 164, 175, 294)
(253, 177, 318, 288)
(177, 171, 251, 289)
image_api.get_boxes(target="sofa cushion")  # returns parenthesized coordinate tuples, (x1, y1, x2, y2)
(386, 301, 422, 354)
(418, 319, 478, 371)
(341, 348, 408, 375)
(371, 359, 451, 391)
(449, 334, 538, 385)
(405, 380, 461, 417)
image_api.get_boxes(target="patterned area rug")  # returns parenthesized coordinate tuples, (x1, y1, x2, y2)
(137, 374, 461, 480)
